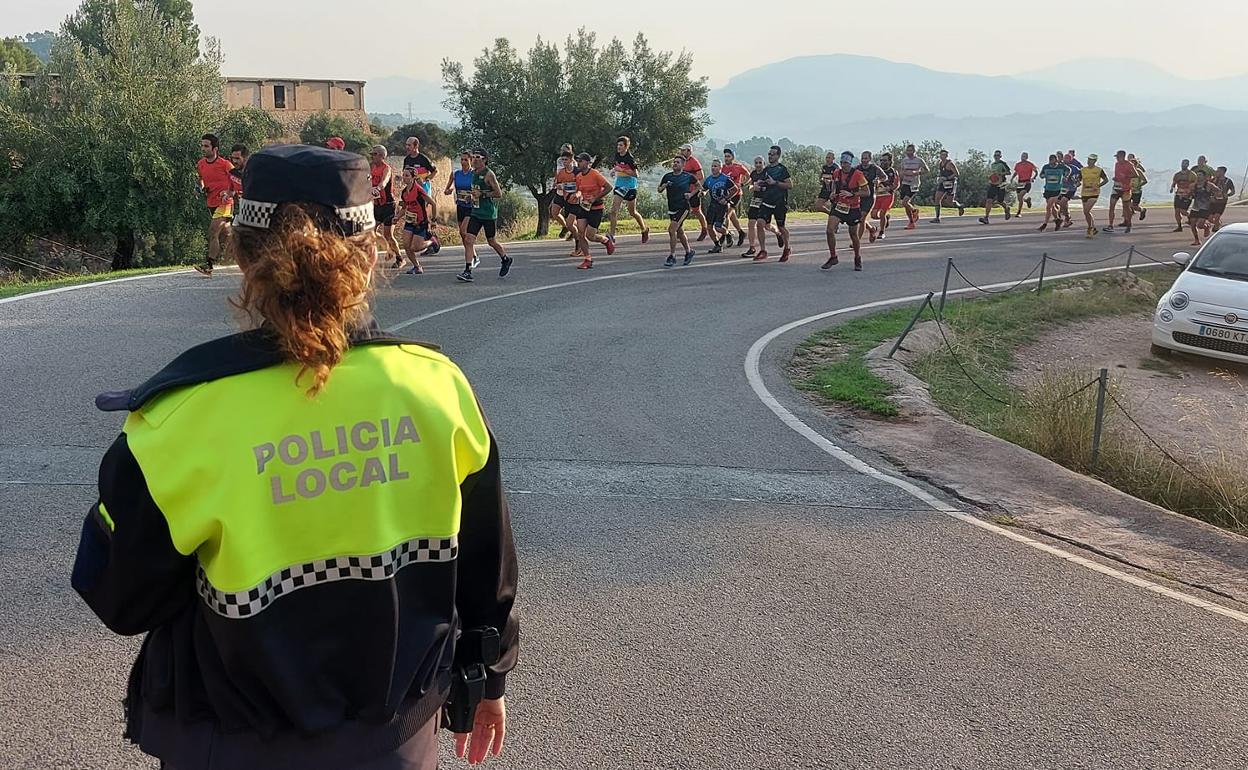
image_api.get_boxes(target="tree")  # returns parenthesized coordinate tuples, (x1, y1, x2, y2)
(64, 0, 199, 57)
(0, 0, 223, 269)
(385, 121, 455, 158)
(880, 140, 991, 206)
(21, 32, 57, 63)
(219, 106, 283, 152)
(0, 38, 41, 72)
(299, 112, 374, 153)
(442, 29, 709, 235)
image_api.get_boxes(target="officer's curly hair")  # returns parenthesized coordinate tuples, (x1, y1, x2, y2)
(229, 203, 373, 396)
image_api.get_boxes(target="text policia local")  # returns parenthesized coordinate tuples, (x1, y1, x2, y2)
(253, 417, 421, 504)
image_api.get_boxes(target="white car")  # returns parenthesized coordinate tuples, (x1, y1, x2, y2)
(1152, 223, 1248, 364)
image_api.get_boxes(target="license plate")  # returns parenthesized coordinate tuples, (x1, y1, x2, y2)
(1198, 324, 1248, 343)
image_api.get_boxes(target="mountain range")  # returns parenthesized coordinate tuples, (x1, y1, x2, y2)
(366, 55, 1248, 175)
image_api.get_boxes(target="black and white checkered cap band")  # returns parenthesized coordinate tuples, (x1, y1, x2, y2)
(235, 198, 375, 233)
(197, 535, 458, 619)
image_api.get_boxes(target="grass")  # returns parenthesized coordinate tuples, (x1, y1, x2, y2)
(0, 266, 188, 299)
(791, 265, 1248, 531)
(789, 305, 923, 417)
(506, 210, 828, 243)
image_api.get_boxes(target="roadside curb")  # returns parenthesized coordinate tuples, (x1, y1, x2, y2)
(858, 335, 1248, 604)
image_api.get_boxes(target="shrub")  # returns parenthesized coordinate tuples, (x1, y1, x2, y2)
(299, 112, 374, 153)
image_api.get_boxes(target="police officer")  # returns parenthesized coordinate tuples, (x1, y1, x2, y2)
(71, 144, 519, 769)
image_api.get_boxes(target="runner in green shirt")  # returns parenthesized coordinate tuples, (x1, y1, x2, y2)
(979, 149, 1013, 224)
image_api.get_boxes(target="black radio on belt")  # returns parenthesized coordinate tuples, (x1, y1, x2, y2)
(442, 627, 501, 733)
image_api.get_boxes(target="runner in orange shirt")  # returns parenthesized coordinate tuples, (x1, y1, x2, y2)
(721, 148, 752, 246)
(1011, 152, 1037, 218)
(554, 151, 582, 258)
(679, 144, 710, 241)
(572, 152, 616, 268)
(195, 133, 236, 277)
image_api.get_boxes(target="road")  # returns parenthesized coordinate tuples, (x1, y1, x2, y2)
(3, 209, 1247, 769)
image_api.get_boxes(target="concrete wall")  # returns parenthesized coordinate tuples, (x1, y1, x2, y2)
(223, 79, 367, 133)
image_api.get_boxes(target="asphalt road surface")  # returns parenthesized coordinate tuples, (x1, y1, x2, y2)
(4, 209, 1247, 769)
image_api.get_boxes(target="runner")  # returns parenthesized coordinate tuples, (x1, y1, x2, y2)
(1193, 155, 1215, 180)
(1188, 170, 1214, 247)
(1209, 166, 1236, 232)
(1078, 153, 1109, 239)
(228, 144, 248, 202)
(551, 143, 575, 240)
(195, 133, 235, 277)
(822, 151, 867, 271)
(1011, 151, 1037, 217)
(931, 149, 965, 223)
(443, 150, 480, 270)
(608, 136, 649, 244)
(856, 150, 886, 242)
(658, 155, 696, 267)
(1036, 154, 1068, 232)
(1061, 150, 1083, 228)
(553, 150, 582, 259)
(367, 144, 400, 266)
(458, 149, 512, 282)
(703, 159, 739, 254)
(978, 149, 1013, 224)
(1128, 154, 1148, 222)
(898, 144, 929, 230)
(1105, 150, 1136, 233)
(402, 136, 440, 254)
(395, 166, 437, 275)
(1171, 159, 1197, 232)
(815, 151, 838, 216)
(753, 145, 793, 263)
(679, 144, 711, 241)
(871, 152, 899, 240)
(741, 156, 768, 258)
(572, 152, 616, 269)
(721, 148, 751, 246)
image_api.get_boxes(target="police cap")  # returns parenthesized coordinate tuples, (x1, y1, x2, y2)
(235, 144, 375, 235)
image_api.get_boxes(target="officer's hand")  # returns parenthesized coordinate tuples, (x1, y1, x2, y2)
(454, 696, 506, 765)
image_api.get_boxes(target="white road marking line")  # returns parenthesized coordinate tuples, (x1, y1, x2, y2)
(743, 266, 1248, 626)
(0, 267, 234, 305)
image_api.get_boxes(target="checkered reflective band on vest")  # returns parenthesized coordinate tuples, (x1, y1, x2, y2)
(197, 535, 459, 618)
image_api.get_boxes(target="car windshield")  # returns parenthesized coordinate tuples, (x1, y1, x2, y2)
(1191, 232, 1248, 280)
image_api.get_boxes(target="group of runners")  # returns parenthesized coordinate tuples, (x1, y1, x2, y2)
(196, 132, 1237, 280)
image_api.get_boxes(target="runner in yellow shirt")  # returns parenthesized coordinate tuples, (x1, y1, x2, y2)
(1078, 154, 1109, 239)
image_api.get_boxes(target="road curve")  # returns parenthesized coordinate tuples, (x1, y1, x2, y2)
(3, 212, 1246, 769)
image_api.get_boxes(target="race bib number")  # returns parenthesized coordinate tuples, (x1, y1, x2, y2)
(404, 210, 421, 224)
(581, 197, 595, 210)
(456, 190, 473, 204)
(834, 202, 851, 214)
(942, 180, 955, 190)
(748, 199, 761, 210)
(821, 174, 835, 184)
(562, 182, 578, 193)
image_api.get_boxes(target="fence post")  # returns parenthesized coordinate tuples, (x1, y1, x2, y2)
(937, 258, 953, 318)
(1036, 253, 1047, 294)
(1091, 368, 1108, 471)
(888, 292, 935, 359)
(1125, 245, 1134, 274)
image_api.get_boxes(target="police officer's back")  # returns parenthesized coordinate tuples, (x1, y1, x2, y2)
(71, 145, 518, 769)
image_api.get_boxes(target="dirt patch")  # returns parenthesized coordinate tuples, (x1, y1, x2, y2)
(1008, 312, 1248, 464)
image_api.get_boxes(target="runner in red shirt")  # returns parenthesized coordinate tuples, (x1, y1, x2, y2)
(1106, 149, 1137, 233)
(195, 133, 236, 276)
(1011, 152, 1038, 218)
(367, 144, 401, 266)
(822, 152, 868, 272)
(679, 144, 710, 242)
(721, 148, 752, 246)
(572, 152, 616, 268)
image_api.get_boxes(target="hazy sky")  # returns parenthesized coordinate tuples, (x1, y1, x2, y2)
(7, 0, 1248, 86)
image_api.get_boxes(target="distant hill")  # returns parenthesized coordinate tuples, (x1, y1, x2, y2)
(19, 31, 55, 63)
(364, 76, 453, 123)
(1019, 58, 1248, 111)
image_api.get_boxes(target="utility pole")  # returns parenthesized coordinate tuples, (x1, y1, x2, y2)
(407, 101, 413, 122)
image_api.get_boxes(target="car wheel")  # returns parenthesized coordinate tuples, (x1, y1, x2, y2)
(1150, 343, 1173, 358)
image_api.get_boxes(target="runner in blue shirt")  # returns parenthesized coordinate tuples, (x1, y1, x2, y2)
(702, 159, 739, 254)
(443, 150, 481, 269)
(1036, 154, 1070, 232)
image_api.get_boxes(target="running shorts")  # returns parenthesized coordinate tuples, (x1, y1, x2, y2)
(457, 206, 472, 223)
(466, 217, 497, 239)
(860, 195, 875, 214)
(668, 206, 690, 222)
(613, 187, 638, 201)
(1017, 181, 1033, 194)
(816, 188, 833, 201)
(1174, 195, 1192, 210)
(561, 201, 581, 219)
(1081, 196, 1099, 204)
(1131, 192, 1143, 206)
(728, 193, 742, 207)
(938, 179, 957, 195)
(1190, 207, 1210, 220)
(987, 186, 1006, 203)
(746, 201, 763, 220)
(899, 183, 918, 199)
(403, 222, 430, 238)
(374, 202, 396, 226)
(761, 203, 787, 227)
(1043, 190, 1062, 200)
(872, 194, 895, 214)
(832, 206, 862, 226)
(1211, 200, 1227, 216)
(688, 192, 702, 209)
(707, 201, 728, 229)
(577, 207, 605, 229)
(211, 205, 233, 220)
